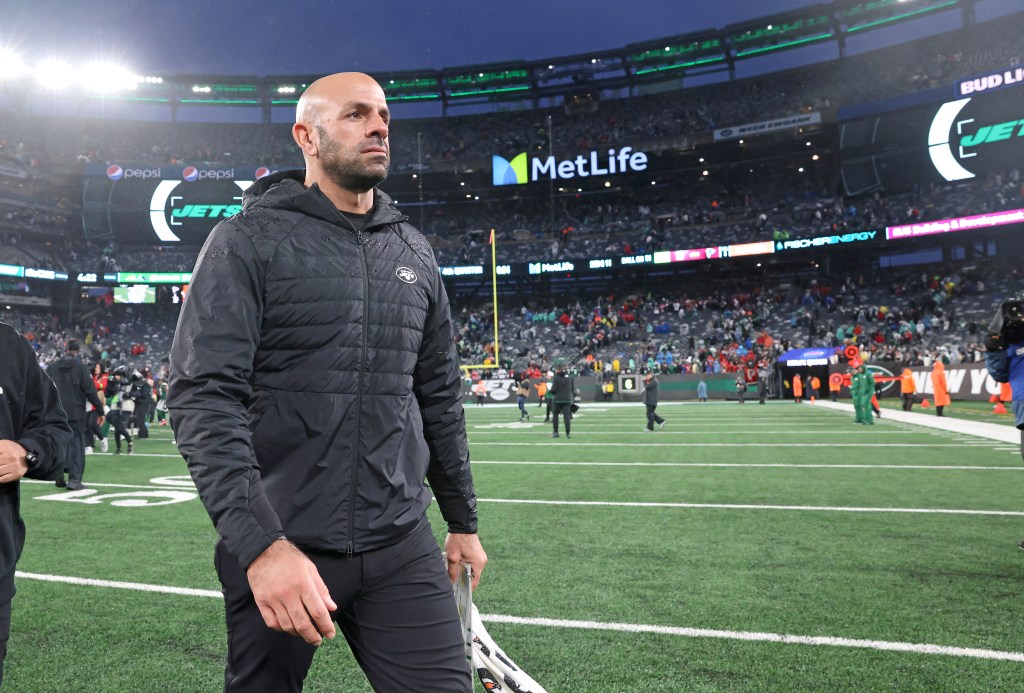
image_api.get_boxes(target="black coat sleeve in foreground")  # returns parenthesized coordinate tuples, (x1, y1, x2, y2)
(14, 335, 72, 481)
(414, 266, 478, 534)
(167, 221, 284, 569)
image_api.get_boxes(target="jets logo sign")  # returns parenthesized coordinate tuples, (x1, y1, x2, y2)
(396, 267, 417, 284)
(148, 180, 252, 243)
(928, 96, 1024, 182)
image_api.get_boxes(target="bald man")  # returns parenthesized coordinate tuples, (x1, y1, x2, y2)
(169, 73, 484, 692)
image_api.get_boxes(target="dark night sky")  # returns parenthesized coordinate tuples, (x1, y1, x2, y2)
(4, 0, 828, 75)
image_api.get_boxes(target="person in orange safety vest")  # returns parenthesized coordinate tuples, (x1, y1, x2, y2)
(931, 360, 951, 416)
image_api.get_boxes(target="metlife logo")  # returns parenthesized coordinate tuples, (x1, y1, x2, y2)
(493, 147, 648, 186)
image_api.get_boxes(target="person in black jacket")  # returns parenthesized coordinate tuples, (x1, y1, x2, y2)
(549, 367, 575, 438)
(644, 371, 667, 431)
(103, 367, 134, 455)
(0, 321, 72, 685)
(46, 339, 104, 489)
(168, 72, 485, 693)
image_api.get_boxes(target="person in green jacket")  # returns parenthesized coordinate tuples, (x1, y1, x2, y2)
(851, 363, 874, 425)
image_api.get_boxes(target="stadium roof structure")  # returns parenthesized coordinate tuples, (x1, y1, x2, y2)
(0, 0, 978, 117)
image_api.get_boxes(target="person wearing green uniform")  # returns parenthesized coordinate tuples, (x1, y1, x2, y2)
(155, 380, 169, 425)
(851, 363, 874, 425)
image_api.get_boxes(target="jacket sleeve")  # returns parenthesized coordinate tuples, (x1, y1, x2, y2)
(168, 221, 284, 568)
(414, 266, 478, 534)
(985, 349, 1009, 384)
(15, 338, 72, 481)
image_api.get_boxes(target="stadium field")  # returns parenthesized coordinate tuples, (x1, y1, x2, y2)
(6, 402, 1023, 692)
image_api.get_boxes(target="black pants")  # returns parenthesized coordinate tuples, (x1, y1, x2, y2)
(0, 598, 9, 687)
(66, 418, 86, 484)
(902, 393, 914, 411)
(646, 404, 664, 430)
(552, 402, 572, 436)
(132, 401, 150, 438)
(86, 409, 105, 445)
(215, 519, 470, 693)
(108, 411, 133, 451)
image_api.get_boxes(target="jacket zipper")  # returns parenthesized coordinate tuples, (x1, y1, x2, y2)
(349, 227, 369, 559)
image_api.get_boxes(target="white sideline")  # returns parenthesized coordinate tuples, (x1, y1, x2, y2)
(13, 571, 1023, 663)
(812, 400, 1021, 444)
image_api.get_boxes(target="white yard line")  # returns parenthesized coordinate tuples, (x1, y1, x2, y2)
(12, 571, 1023, 663)
(470, 461, 1024, 471)
(470, 429, 925, 435)
(474, 442, 975, 447)
(22, 479, 181, 490)
(482, 613, 1024, 663)
(477, 498, 1024, 516)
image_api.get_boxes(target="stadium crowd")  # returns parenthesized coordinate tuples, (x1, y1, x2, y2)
(1, 14, 1021, 173)
(0, 10, 1021, 395)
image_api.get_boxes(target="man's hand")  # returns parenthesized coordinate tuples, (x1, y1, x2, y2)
(0, 440, 29, 484)
(246, 539, 337, 646)
(445, 533, 487, 590)
(985, 332, 1006, 352)
(96, 415, 105, 426)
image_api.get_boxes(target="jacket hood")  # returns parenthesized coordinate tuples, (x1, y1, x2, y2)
(242, 169, 405, 230)
(51, 356, 79, 374)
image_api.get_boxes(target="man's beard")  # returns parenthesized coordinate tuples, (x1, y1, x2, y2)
(317, 125, 389, 192)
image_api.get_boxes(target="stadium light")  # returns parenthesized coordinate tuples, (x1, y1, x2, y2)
(34, 59, 76, 90)
(0, 47, 27, 80)
(79, 62, 141, 92)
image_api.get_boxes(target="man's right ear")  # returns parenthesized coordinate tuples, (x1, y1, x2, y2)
(292, 122, 317, 157)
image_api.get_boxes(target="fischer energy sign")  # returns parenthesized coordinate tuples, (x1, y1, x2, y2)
(492, 147, 648, 186)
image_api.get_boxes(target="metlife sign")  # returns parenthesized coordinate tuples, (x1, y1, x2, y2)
(493, 147, 648, 186)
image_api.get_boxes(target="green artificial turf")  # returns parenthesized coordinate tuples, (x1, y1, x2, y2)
(5, 403, 1023, 691)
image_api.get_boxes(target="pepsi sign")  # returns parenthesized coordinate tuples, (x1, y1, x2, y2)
(107, 165, 161, 180)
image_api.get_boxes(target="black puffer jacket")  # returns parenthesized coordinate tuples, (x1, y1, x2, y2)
(0, 323, 71, 602)
(168, 171, 476, 569)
